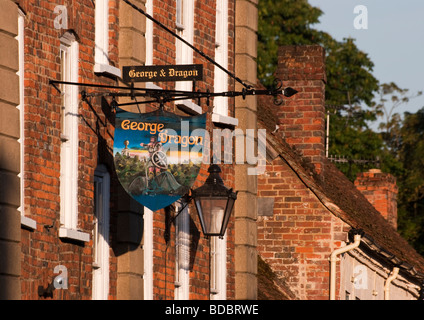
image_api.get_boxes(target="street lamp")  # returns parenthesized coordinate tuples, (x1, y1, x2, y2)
(191, 164, 237, 238)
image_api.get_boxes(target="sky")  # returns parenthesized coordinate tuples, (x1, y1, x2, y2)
(308, 0, 424, 128)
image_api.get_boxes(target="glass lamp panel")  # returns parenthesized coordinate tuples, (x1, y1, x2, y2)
(221, 196, 235, 234)
(198, 197, 227, 235)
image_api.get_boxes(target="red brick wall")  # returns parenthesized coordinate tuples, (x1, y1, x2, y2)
(19, 0, 236, 300)
(257, 44, 348, 297)
(152, 207, 175, 300)
(256, 45, 359, 299)
(275, 45, 326, 174)
(19, 0, 119, 299)
(256, 45, 354, 299)
(151, 0, 221, 98)
(149, 0, 236, 300)
(257, 158, 348, 299)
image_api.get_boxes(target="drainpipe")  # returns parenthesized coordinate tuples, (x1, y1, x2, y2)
(329, 233, 362, 300)
(384, 267, 399, 300)
(326, 110, 330, 158)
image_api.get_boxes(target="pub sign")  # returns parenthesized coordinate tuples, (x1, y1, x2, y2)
(113, 108, 207, 211)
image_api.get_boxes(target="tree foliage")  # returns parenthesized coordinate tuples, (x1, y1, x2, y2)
(395, 108, 424, 255)
(258, 0, 379, 107)
(258, 0, 323, 86)
(258, 0, 380, 181)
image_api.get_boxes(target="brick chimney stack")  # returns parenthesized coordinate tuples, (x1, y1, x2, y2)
(354, 169, 398, 229)
(275, 45, 327, 174)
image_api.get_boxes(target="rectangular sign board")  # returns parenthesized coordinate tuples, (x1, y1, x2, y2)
(123, 64, 203, 83)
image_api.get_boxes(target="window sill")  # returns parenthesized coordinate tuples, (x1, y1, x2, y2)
(176, 23, 185, 32)
(212, 113, 239, 128)
(59, 227, 90, 243)
(176, 100, 202, 115)
(94, 63, 122, 78)
(145, 82, 162, 90)
(21, 215, 37, 230)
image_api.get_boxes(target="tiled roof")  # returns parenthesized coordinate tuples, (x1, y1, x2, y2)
(257, 255, 296, 300)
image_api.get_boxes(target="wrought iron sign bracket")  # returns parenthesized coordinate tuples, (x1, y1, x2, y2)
(49, 0, 298, 111)
(49, 78, 298, 111)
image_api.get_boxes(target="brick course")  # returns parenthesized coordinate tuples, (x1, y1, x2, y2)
(257, 160, 348, 299)
(18, 0, 119, 300)
(15, 0, 237, 300)
(149, 0, 236, 300)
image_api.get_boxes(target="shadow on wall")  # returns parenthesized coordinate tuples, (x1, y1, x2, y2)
(80, 95, 144, 258)
(0, 114, 22, 299)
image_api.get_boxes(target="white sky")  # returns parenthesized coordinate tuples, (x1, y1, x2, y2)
(308, 0, 424, 123)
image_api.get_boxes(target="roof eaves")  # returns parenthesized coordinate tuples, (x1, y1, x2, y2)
(355, 230, 424, 284)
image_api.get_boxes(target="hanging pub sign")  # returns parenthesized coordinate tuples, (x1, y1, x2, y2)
(113, 108, 207, 212)
(122, 64, 203, 83)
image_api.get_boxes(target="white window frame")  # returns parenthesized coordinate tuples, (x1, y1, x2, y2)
(94, 0, 121, 77)
(143, 207, 154, 300)
(59, 33, 89, 242)
(175, 202, 190, 300)
(210, 234, 227, 300)
(146, 0, 154, 67)
(175, 0, 202, 115)
(212, 0, 238, 127)
(145, 0, 162, 93)
(143, 2, 155, 299)
(92, 165, 110, 300)
(17, 8, 36, 230)
(176, 0, 184, 31)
